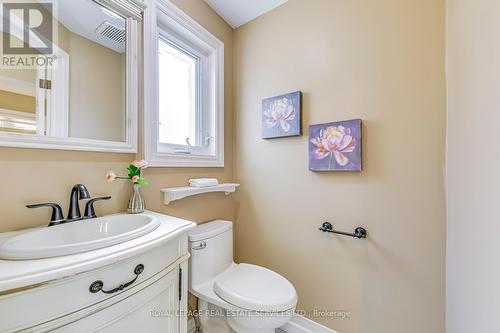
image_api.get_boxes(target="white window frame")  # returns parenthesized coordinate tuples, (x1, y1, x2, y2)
(143, 0, 224, 167)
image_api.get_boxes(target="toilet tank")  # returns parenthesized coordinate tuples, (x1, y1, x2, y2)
(188, 220, 233, 289)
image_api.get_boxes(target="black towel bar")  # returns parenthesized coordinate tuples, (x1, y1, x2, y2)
(319, 222, 367, 239)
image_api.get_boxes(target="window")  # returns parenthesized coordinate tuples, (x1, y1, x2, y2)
(143, 0, 224, 167)
(158, 38, 199, 147)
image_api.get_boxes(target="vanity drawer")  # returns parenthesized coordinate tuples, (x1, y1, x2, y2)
(0, 235, 188, 333)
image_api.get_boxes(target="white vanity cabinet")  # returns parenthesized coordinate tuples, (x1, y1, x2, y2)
(53, 265, 183, 333)
(0, 212, 195, 333)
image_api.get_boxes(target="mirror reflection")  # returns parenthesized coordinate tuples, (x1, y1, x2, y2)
(0, 0, 126, 142)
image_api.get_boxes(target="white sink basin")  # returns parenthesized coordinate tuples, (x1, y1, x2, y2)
(0, 214, 160, 260)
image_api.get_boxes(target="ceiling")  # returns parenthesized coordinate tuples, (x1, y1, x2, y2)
(58, 0, 126, 53)
(203, 0, 288, 29)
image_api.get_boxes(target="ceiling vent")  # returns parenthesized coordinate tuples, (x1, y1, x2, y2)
(95, 22, 126, 44)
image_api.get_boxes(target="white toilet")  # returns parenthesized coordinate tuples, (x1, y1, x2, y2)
(188, 220, 298, 333)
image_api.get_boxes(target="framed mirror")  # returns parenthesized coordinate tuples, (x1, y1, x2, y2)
(0, 0, 145, 152)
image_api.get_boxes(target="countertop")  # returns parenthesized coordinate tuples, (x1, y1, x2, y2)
(0, 211, 196, 293)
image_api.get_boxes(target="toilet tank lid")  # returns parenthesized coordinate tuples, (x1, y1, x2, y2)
(189, 220, 233, 242)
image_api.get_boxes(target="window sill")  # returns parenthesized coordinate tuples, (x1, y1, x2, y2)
(146, 150, 224, 167)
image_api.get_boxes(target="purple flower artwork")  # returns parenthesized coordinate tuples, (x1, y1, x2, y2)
(309, 119, 362, 172)
(262, 91, 302, 139)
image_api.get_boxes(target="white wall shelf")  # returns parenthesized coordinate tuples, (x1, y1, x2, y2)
(160, 183, 240, 205)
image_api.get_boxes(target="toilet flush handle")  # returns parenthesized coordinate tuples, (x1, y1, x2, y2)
(192, 241, 207, 250)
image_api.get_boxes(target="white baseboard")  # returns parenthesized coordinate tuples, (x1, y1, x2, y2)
(188, 313, 338, 333)
(188, 318, 196, 333)
(280, 315, 338, 333)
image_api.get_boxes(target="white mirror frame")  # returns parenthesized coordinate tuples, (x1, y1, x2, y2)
(0, 0, 146, 153)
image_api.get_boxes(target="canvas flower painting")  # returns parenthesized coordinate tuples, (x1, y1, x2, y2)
(262, 91, 302, 139)
(309, 119, 362, 172)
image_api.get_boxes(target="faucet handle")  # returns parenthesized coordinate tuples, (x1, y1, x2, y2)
(26, 203, 65, 226)
(83, 196, 111, 219)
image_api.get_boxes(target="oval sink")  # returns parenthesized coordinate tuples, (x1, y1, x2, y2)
(0, 214, 160, 260)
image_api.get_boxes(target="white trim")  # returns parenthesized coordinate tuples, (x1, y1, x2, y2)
(179, 260, 189, 333)
(35, 48, 70, 138)
(187, 313, 338, 333)
(0, 133, 137, 153)
(35, 66, 46, 135)
(0, 75, 35, 96)
(94, 0, 147, 21)
(0, 108, 37, 132)
(0, 0, 143, 153)
(281, 315, 339, 333)
(46, 49, 70, 137)
(143, 0, 224, 167)
(0, 109, 35, 120)
(123, 16, 139, 152)
(187, 317, 196, 333)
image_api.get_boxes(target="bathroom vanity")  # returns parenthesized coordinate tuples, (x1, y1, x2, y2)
(0, 211, 195, 333)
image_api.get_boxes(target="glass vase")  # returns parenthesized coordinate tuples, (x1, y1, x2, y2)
(128, 183, 145, 214)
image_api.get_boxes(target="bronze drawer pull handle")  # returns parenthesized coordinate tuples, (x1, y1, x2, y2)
(89, 264, 145, 294)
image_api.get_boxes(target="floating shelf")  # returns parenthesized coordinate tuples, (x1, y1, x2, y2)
(160, 183, 240, 205)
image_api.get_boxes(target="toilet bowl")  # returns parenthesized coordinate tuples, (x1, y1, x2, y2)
(188, 220, 297, 333)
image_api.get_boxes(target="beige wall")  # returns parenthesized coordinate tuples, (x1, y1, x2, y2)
(0, 0, 234, 233)
(446, 0, 500, 332)
(0, 90, 35, 113)
(0, 149, 133, 232)
(233, 0, 446, 332)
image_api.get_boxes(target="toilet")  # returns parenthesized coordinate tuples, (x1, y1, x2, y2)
(188, 220, 298, 333)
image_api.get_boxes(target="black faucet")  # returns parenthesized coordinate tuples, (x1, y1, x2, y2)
(67, 184, 91, 221)
(27, 184, 111, 226)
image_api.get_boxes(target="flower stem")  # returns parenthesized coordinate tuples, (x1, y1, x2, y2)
(328, 153, 334, 170)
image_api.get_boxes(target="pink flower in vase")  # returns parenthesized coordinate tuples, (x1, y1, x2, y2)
(106, 171, 117, 182)
(105, 160, 149, 187)
(132, 160, 149, 169)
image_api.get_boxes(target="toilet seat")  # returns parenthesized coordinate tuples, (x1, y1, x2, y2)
(213, 263, 297, 312)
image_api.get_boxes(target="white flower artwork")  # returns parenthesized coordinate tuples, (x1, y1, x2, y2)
(262, 91, 302, 139)
(309, 119, 362, 172)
